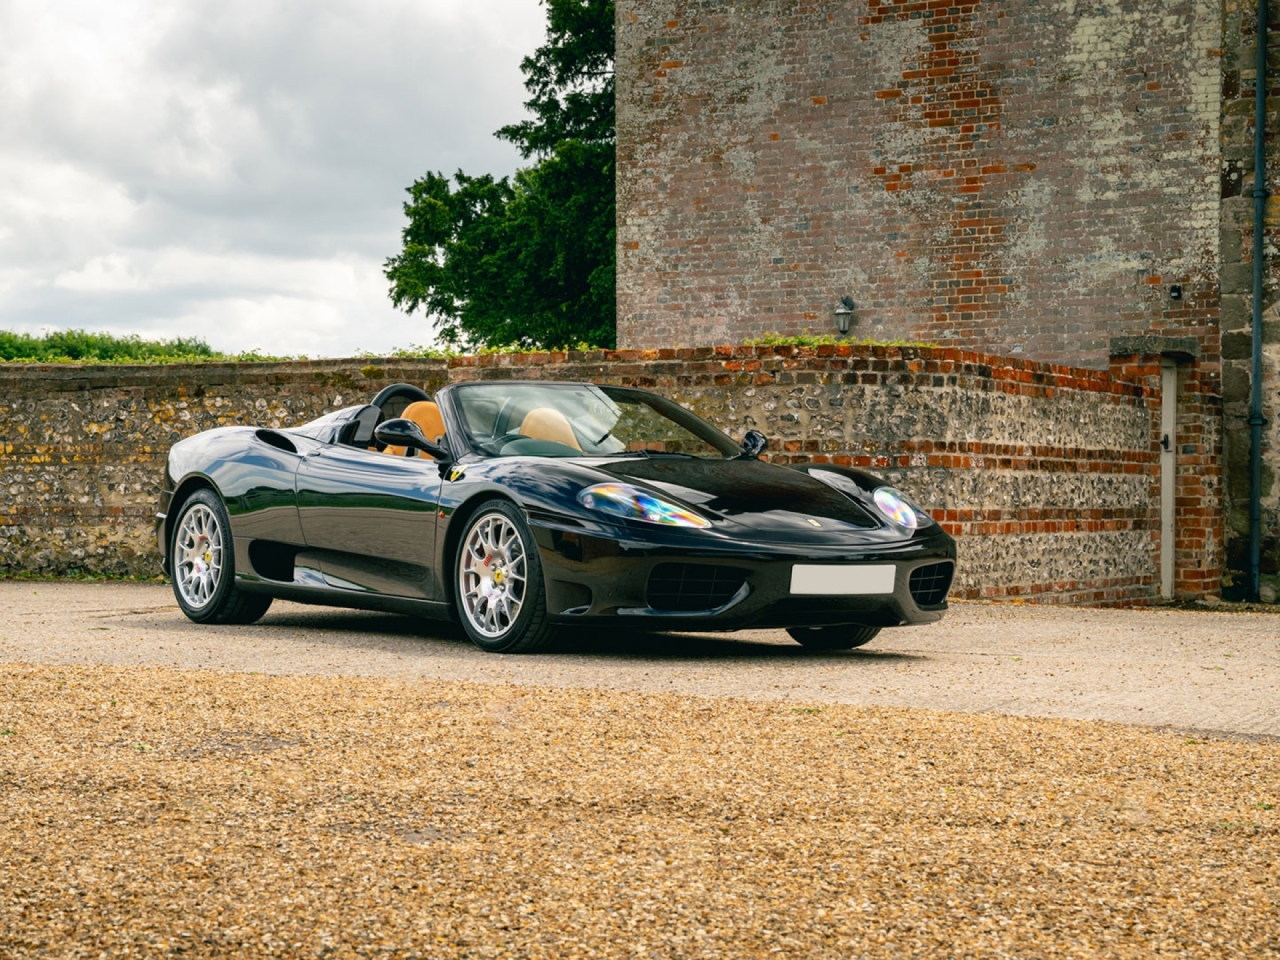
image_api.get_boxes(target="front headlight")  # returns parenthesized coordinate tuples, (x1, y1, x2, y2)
(577, 482, 711, 528)
(873, 487, 920, 529)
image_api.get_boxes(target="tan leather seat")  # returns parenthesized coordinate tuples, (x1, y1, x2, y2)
(382, 400, 446, 458)
(517, 407, 582, 450)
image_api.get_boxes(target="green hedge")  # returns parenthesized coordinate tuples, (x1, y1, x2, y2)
(0, 329, 292, 364)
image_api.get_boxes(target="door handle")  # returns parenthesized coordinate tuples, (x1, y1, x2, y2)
(305, 449, 324, 457)
(1161, 434, 1171, 451)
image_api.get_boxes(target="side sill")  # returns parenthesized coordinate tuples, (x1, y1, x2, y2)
(235, 577, 455, 621)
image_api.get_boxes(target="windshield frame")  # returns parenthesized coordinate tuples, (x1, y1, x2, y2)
(438, 381, 746, 461)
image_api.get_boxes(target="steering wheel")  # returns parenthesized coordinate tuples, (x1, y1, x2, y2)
(491, 397, 526, 438)
(470, 431, 524, 457)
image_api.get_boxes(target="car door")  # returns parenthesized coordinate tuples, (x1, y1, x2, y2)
(295, 444, 442, 599)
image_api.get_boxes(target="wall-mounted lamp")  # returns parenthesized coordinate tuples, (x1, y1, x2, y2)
(833, 296, 855, 335)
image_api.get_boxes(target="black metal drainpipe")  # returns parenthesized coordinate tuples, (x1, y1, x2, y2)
(1251, 0, 1270, 602)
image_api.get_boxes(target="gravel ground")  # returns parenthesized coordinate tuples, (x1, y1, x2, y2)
(2, 582, 1278, 736)
(1, 663, 1277, 959)
(3, 583, 1278, 957)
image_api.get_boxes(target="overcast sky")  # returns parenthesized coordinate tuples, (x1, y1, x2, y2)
(0, 0, 546, 356)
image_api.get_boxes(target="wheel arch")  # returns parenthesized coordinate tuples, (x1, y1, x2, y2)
(165, 474, 222, 558)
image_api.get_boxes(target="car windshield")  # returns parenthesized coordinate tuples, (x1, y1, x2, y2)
(449, 383, 743, 460)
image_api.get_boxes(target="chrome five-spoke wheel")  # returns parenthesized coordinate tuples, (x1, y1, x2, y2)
(453, 501, 550, 652)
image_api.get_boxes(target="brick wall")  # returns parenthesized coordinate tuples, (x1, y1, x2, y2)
(616, 0, 1222, 369)
(612, 0, 1238, 598)
(1, 345, 1217, 605)
(1109, 340, 1223, 597)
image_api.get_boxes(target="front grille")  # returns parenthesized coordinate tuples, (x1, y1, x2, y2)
(647, 563, 748, 612)
(909, 561, 954, 606)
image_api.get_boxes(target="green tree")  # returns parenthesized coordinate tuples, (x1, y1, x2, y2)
(384, 0, 615, 349)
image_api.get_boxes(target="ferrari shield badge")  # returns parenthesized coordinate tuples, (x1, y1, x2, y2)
(448, 465, 467, 482)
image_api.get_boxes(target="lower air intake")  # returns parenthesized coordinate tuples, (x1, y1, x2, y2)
(909, 561, 954, 607)
(647, 563, 747, 612)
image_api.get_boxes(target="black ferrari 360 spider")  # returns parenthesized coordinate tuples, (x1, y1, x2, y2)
(157, 381, 955, 652)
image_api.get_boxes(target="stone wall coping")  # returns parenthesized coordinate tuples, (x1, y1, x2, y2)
(0, 357, 451, 392)
(451, 343, 1133, 382)
(2, 345, 1153, 397)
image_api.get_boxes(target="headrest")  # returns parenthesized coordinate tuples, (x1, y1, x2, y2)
(381, 400, 446, 458)
(517, 407, 582, 451)
(401, 401, 446, 444)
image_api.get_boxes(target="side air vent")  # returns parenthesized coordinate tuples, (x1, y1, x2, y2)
(909, 561, 954, 607)
(255, 429, 297, 454)
(248, 540, 298, 582)
(646, 563, 748, 612)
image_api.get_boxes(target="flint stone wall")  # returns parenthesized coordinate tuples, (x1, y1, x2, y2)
(1220, 4, 1280, 591)
(1, 345, 1187, 604)
(0, 360, 447, 577)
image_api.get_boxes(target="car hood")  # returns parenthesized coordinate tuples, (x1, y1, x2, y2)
(594, 456, 885, 540)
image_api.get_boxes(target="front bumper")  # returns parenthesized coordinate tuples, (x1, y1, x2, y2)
(531, 520, 956, 631)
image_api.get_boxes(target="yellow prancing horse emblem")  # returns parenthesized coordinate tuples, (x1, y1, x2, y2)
(448, 465, 466, 481)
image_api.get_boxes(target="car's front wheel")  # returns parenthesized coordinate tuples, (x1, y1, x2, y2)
(786, 625, 881, 650)
(453, 500, 552, 653)
(171, 488, 273, 625)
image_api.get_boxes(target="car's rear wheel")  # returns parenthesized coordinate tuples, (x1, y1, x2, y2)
(454, 500, 552, 653)
(171, 489, 273, 625)
(786, 625, 881, 650)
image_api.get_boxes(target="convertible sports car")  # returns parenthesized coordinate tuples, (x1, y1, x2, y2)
(156, 381, 955, 652)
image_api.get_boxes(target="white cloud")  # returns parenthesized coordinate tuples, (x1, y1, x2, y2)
(169, 264, 428, 358)
(0, 0, 546, 355)
(54, 255, 147, 292)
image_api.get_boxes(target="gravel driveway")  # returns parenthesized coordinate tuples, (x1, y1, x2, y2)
(3, 581, 1277, 737)
(4, 582, 1279, 958)
(4, 664, 1279, 959)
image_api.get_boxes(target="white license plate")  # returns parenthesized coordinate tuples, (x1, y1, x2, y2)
(789, 564, 896, 595)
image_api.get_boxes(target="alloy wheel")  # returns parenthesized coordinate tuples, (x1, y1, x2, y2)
(174, 502, 224, 609)
(458, 512, 528, 638)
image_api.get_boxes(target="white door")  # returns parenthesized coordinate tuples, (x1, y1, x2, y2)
(1160, 360, 1177, 599)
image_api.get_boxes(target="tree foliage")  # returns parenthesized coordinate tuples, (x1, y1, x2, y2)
(496, 0, 615, 157)
(385, 0, 615, 349)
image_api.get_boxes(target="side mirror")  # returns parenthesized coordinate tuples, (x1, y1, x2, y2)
(741, 429, 768, 458)
(374, 418, 452, 462)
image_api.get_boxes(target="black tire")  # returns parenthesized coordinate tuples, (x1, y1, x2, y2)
(786, 624, 881, 650)
(170, 489, 273, 625)
(452, 500, 552, 653)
